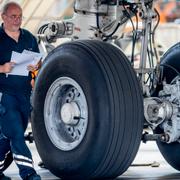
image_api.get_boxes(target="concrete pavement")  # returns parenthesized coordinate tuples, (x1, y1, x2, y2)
(4, 138, 180, 180)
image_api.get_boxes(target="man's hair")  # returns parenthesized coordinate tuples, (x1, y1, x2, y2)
(2, 1, 21, 15)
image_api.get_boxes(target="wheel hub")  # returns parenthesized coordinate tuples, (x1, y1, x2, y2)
(44, 77, 88, 151)
(61, 102, 80, 125)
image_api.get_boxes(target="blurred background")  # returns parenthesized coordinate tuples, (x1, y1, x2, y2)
(0, 0, 179, 49)
(0, 0, 74, 33)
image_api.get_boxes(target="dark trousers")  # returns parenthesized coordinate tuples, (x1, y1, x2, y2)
(0, 93, 35, 179)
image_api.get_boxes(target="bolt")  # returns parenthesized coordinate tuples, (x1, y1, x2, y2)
(160, 134, 169, 142)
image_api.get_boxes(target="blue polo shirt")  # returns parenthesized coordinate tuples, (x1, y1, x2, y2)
(0, 24, 39, 95)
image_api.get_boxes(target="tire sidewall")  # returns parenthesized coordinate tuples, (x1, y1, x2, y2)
(32, 44, 111, 176)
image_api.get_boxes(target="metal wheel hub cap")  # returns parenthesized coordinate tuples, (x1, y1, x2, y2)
(61, 102, 80, 125)
(44, 77, 88, 151)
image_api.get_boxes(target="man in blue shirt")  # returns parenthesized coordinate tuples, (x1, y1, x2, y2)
(0, 2, 41, 180)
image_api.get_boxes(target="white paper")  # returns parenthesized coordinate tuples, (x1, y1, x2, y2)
(22, 50, 42, 65)
(8, 50, 42, 76)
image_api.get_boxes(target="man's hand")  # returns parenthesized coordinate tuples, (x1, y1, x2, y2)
(1, 62, 15, 73)
(27, 60, 42, 72)
(27, 64, 38, 72)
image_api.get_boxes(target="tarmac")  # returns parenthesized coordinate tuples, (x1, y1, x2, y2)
(3, 131, 180, 180)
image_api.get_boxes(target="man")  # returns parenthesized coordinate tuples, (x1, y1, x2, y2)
(0, 2, 41, 180)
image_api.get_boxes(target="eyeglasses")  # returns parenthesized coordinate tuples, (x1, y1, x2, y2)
(5, 14, 23, 21)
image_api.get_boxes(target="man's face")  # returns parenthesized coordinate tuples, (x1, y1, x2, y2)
(1, 5, 22, 32)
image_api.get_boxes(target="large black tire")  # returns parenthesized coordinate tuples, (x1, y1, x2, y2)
(31, 40, 143, 179)
(159, 42, 180, 83)
(155, 42, 180, 171)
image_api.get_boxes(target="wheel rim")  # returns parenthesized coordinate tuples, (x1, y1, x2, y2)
(44, 77, 88, 151)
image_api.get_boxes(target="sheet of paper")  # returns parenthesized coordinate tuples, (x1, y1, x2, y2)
(8, 50, 42, 76)
(22, 50, 42, 65)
